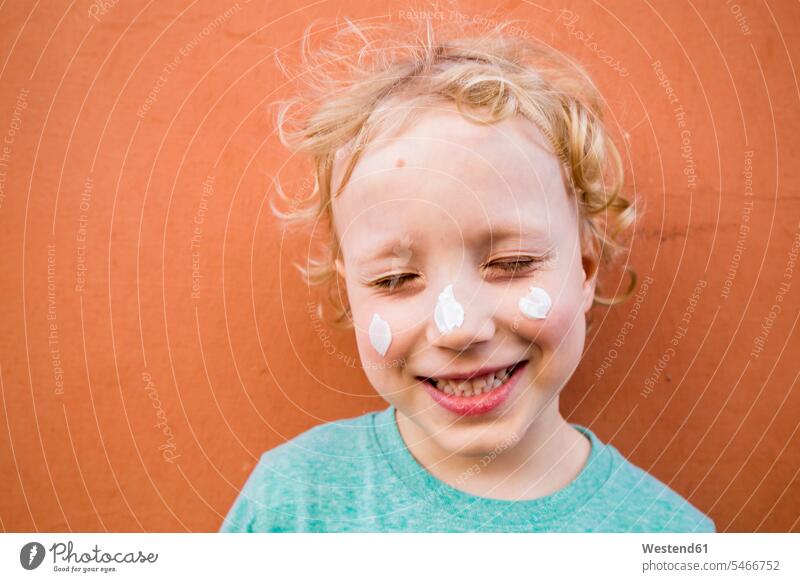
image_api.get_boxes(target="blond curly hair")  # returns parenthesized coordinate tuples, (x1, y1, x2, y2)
(270, 13, 637, 330)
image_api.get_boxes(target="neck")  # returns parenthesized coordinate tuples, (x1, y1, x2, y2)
(396, 399, 591, 501)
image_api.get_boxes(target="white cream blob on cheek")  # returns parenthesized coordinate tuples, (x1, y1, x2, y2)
(368, 313, 392, 356)
(434, 284, 465, 334)
(518, 286, 552, 319)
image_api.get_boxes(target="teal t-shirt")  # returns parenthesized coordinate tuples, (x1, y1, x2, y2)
(219, 406, 715, 532)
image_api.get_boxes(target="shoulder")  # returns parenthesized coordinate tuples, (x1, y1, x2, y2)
(219, 409, 383, 532)
(270, 409, 379, 460)
(586, 433, 716, 533)
(254, 409, 383, 486)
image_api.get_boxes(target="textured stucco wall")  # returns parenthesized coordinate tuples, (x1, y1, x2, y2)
(0, 0, 798, 532)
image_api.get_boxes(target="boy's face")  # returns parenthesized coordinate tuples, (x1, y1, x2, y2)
(331, 103, 597, 458)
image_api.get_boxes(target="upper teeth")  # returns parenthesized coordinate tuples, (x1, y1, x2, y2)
(429, 364, 517, 397)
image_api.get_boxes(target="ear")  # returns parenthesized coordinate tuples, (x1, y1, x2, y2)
(581, 253, 599, 314)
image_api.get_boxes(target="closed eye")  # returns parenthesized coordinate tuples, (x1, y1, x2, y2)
(485, 257, 544, 276)
(371, 254, 549, 291)
(372, 274, 417, 290)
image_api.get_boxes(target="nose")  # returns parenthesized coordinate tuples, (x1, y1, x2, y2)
(425, 284, 497, 351)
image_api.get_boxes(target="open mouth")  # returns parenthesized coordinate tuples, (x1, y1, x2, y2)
(417, 360, 527, 398)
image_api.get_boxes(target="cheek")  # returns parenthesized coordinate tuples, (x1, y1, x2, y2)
(355, 321, 416, 405)
(350, 284, 433, 366)
(348, 288, 393, 362)
(539, 303, 583, 346)
(354, 306, 413, 369)
(511, 287, 584, 349)
(354, 323, 406, 402)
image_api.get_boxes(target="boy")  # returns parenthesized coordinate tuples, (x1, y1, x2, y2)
(220, 16, 715, 533)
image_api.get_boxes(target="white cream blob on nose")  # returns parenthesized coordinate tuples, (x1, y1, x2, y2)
(518, 286, 552, 319)
(368, 313, 392, 356)
(434, 284, 465, 334)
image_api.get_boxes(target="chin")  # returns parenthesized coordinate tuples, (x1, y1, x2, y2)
(426, 412, 526, 459)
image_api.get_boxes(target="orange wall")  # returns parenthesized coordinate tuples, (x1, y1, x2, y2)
(0, 0, 798, 532)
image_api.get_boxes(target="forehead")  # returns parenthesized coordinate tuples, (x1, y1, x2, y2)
(331, 104, 575, 257)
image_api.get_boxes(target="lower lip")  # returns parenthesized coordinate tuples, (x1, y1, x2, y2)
(422, 361, 528, 417)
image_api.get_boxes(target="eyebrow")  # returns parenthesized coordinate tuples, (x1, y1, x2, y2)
(356, 223, 552, 267)
(477, 223, 552, 248)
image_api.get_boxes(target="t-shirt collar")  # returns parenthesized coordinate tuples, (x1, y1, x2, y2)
(371, 405, 613, 527)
